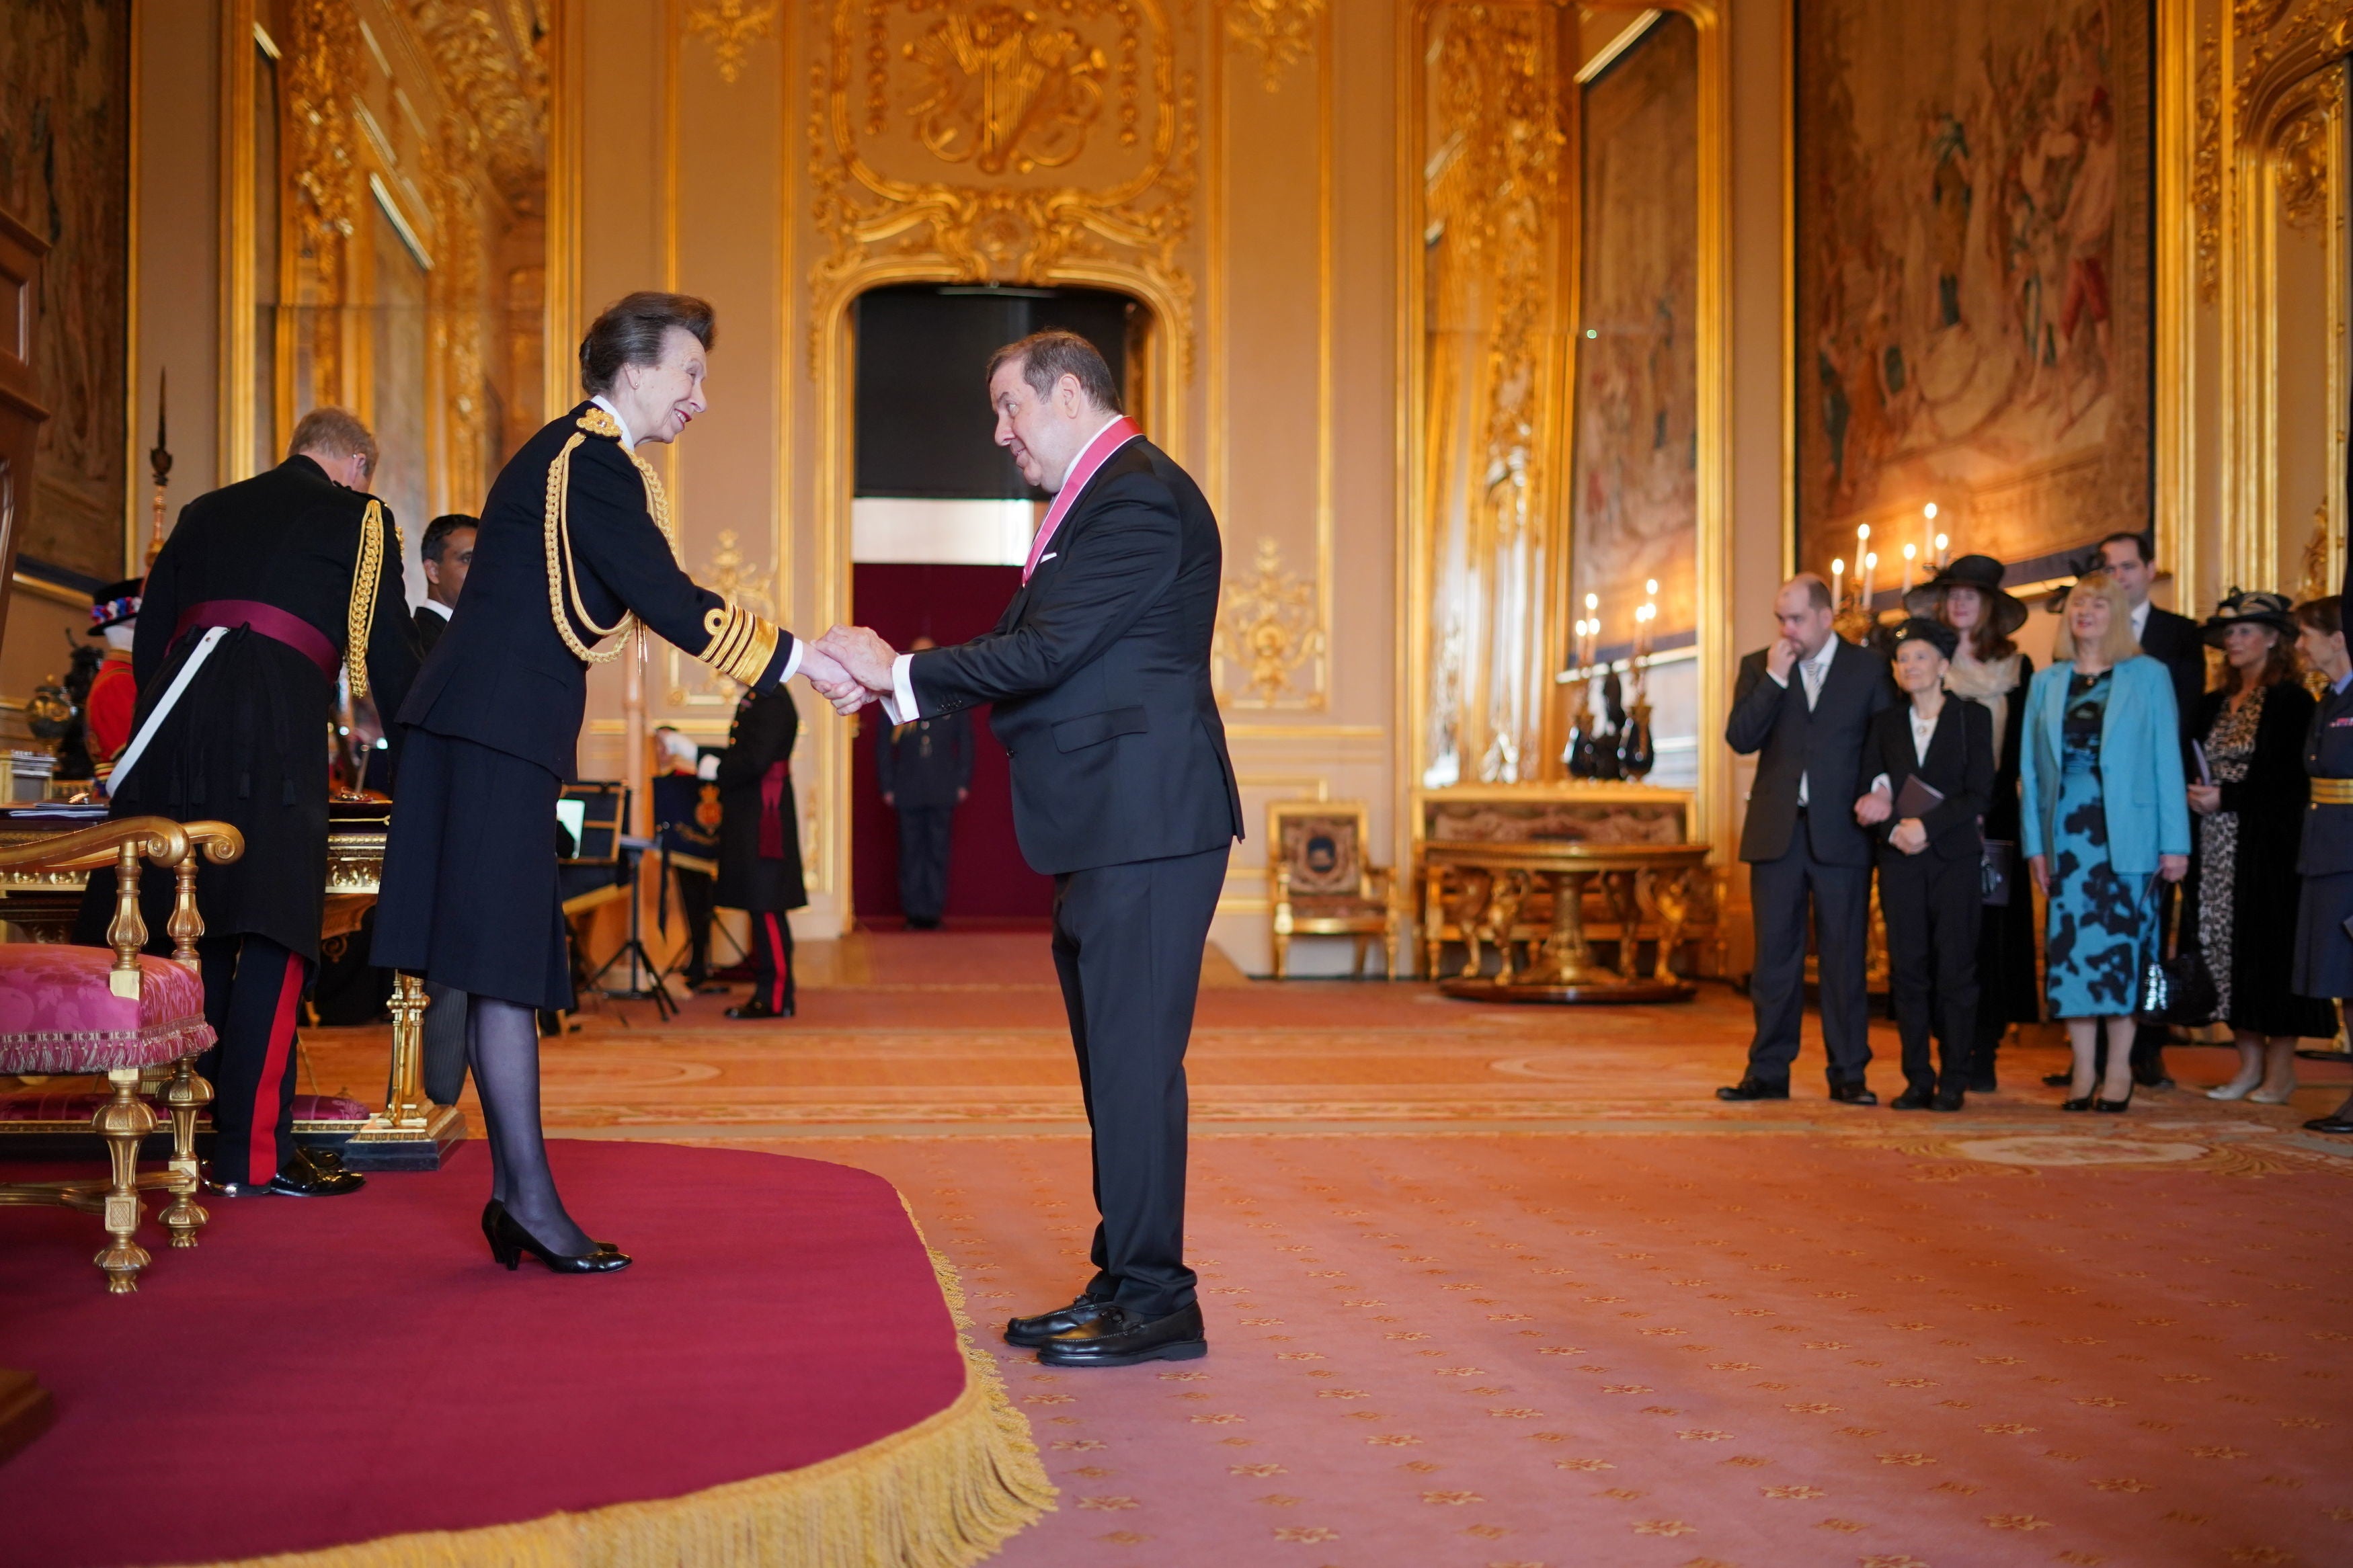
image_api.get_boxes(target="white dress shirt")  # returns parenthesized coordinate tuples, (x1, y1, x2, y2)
(1868, 702, 1941, 800)
(589, 392, 801, 682)
(418, 598, 452, 623)
(880, 415, 1128, 723)
(2130, 599, 2151, 641)
(1765, 636, 1838, 806)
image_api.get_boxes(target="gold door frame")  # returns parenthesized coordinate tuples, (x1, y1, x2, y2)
(1398, 0, 1730, 854)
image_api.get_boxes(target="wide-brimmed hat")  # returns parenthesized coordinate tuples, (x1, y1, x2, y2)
(1888, 616, 1959, 659)
(2201, 588, 2299, 646)
(86, 579, 142, 635)
(1905, 553, 2028, 638)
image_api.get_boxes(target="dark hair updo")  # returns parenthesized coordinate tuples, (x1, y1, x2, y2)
(578, 292, 717, 396)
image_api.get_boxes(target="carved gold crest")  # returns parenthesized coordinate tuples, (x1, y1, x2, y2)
(906, 5, 1107, 175)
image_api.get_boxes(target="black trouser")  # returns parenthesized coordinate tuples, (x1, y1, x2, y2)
(1878, 848, 1982, 1094)
(674, 867, 715, 980)
(1745, 819, 1874, 1086)
(1053, 843, 1230, 1320)
(196, 935, 311, 1186)
(750, 908, 795, 1013)
(896, 805, 953, 923)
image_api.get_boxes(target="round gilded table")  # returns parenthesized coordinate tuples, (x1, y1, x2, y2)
(1424, 839, 1711, 1003)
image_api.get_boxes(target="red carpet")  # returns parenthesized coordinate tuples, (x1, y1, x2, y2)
(0, 1142, 1019, 1567)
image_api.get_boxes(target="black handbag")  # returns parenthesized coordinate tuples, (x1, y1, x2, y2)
(2137, 876, 2217, 1025)
(1980, 839, 2014, 907)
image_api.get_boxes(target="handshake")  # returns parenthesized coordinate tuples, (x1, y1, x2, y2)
(796, 626, 904, 716)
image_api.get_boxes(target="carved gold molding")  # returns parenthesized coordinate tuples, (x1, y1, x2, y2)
(1226, 0, 1326, 91)
(665, 529, 777, 706)
(284, 0, 363, 406)
(686, 0, 778, 86)
(806, 0, 1199, 376)
(403, 0, 549, 215)
(1217, 537, 1326, 707)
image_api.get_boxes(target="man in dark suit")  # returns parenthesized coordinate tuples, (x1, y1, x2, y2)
(80, 407, 420, 1197)
(819, 329, 1243, 1368)
(1856, 618, 1994, 1110)
(875, 636, 974, 930)
(412, 513, 476, 655)
(1720, 574, 1895, 1105)
(2100, 530, 2202, 1090)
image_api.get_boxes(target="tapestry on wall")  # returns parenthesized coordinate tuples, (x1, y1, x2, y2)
(0, 0, 130, 583)
(1794, 0, 2152, 585)
(1570, 11, 1698, 648)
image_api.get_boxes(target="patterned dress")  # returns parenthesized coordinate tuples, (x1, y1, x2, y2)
(2044, 670, 2155, 1016)
(2193, 688, 2263, 1021)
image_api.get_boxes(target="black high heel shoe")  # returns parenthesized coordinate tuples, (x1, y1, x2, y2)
(484, 1202, 631, 1274)
(2061, 1094, 2098, 1112)
(2093, 1085, 2135, 1114)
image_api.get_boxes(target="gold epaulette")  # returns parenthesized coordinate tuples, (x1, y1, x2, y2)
(696, 603, 783, 687)
(346, 499, 385, 697)
(577, 404, 623, 440)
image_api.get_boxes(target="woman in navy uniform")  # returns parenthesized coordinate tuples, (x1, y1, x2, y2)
(374, 293, 850, 1267)
(2290, 595, 2353, 1135)
(81, 409, 418, 1198)
(715, 684, 806, 1018)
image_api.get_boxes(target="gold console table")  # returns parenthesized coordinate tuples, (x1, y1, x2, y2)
(1423, 839, 1711, 1002)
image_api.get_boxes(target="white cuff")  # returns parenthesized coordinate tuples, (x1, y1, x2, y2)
(1868, 774, 1890, 797)
(778, 634, 803, 685)
(1765, 667, 1789, 688)
(879, 652, 920, 725)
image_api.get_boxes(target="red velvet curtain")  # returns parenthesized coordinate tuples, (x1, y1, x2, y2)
(849, 564, 1055, 924)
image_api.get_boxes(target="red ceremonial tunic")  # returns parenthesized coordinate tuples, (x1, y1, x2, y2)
(85, 653, 136, 763)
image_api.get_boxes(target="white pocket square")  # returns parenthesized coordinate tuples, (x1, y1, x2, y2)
(1039, 552, 1058, 563)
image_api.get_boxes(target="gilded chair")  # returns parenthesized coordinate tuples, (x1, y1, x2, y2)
(1267, 800, 1398, 979)
(0, 817, 243, 1292)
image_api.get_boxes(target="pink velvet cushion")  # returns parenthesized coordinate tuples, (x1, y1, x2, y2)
(0, 947, 215, 1074)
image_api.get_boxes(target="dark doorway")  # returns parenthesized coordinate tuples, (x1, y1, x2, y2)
(847, 283, 1144, 928)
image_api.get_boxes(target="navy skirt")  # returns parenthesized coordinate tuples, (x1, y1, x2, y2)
(370, 727, 573, 1012)
(2292, 869, 2353, 1001)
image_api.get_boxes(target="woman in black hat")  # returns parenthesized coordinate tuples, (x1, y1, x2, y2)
(1908, 554, 2036, 1090)
(2182, 591, 2335, 1101)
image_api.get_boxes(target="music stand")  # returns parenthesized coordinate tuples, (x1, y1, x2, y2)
(561, 783, 675, 1020)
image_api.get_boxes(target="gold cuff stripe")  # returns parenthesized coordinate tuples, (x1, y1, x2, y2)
(695, 603, 782, 686)
(2312, 778, 2353, 804)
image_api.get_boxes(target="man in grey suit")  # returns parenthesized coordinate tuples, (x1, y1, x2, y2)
(1720, 575, 1895, 1104)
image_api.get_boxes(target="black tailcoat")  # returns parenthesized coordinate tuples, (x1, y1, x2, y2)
(715, 686, 807, 913)
(79, 456, 417, 962)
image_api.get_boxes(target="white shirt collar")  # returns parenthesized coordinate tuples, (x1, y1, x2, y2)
(419, 598, 453, 620)
(2130, 599, 2151, 635)
(1057, 414, 1126, 493)
(590, 393, 637, 451)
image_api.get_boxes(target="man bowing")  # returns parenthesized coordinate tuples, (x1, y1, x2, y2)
(817, 330, 1242, 1367)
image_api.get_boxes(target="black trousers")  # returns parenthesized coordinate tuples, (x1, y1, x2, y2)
(896, 806, 953, 923)
(1878, 849, 1982, 1092)
(750, 908, 796, 1013)
(1745, 821, 1874, 1085)
(197, 934, 311, 1185)
(674, 868, 716, 980)
(1053, 843, 1230, 1320)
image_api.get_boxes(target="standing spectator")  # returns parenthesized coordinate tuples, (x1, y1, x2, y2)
(2095, 530, 2205, 1090)
(716, 684, 806, 1020)
(413, 513, 477, 656)
(2184, 592, 2334, 1102)
(2290, 596, 2353, 1137)
(1912, 554, 2036, 1089)
(1855, 618, 1993, 1110)
(1719, 575, 1895, 1105)
(2021, 568, 2190, 1113)
(81, 579, 143, 767)
(876, 637, 973, 930)
(651, 726, 721, 991)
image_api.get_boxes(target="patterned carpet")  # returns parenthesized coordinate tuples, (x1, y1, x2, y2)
(292, 933, 2353, 1567)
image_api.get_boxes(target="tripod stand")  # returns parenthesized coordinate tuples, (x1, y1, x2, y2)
(588, 838, 675, 1019)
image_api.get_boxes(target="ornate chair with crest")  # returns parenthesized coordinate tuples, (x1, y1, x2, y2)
(1266, 800, 1399, 979)
(0, 817, 243, 1292)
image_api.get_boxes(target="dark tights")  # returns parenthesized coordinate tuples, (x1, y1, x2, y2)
(466, 995, 592, 1255)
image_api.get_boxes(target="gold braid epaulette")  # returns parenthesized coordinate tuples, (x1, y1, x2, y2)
(345, 499, 385, 697)
(543, 405, 668, 664)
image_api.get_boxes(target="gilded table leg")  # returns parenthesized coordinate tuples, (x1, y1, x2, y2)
(369, 972, 432, 1133)
(1647, 868, 1692, 984)
(155, 1054, 211, 1247)
(93, 1069, 154, 1294)
(1542, 870, 1619, 987)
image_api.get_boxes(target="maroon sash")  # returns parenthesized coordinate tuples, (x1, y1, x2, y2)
(175, 600, 340, 682)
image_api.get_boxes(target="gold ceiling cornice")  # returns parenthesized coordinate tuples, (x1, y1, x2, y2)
(401, 0, 549, 216)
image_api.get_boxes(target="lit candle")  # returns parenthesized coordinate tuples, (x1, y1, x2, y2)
(1934, 532, 1950, 568)
(1901, 541, 1917, 593)
(1585, 593, 1599, 667)
(1862, 550, 1878, 607)
(1641, 579, 1658, 657)
(1831, 556, 1845, 608)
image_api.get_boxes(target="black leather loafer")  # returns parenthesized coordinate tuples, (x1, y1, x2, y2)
(1037, 1303, 1207, 1367)
(1005, 1293, 1114, 1348)
(726, 996, 795, 1020)
(1828, 1081, 1879, 1106)
(268, 1149, 366, 1197)
(1966, 1073, 1998, 1094)
(1890, 1086, 1936, 1110)
(1931, 1090, 1965, 1112)
(199, 1173, 274, 1198)
(1716, 1079, 1789, 1102)
(2303, 1113, 2353, 1135)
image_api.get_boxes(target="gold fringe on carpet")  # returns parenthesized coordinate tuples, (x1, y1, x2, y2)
(189, 1197, 1054, 1568)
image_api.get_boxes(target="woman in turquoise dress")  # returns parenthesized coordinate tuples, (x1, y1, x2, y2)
(2020, 567, 2191, 1112)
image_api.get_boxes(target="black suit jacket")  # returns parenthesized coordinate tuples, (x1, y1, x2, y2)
(1865, 697, 1994, 862)
(877, 710, 973, 810)
(412, 602, 450, 656)
(399, 403, 797, 778)
(2137, 606, 2206, 743)
(904, 437, 1243, 875)
(1726, 638, 1895, 866)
